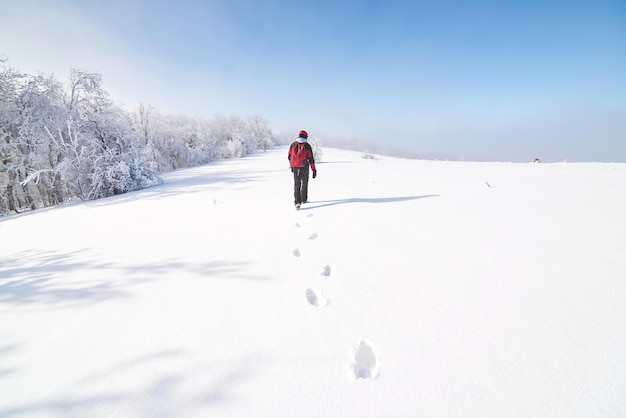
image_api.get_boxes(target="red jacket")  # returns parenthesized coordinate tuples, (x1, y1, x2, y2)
(288, 141, 316, 170)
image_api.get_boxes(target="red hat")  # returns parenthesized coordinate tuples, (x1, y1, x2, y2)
(298, 130, 308, 138)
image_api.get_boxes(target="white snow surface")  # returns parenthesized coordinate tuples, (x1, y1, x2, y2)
(1, 147, 625, 417)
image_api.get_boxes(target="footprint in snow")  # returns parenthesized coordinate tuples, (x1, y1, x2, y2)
(352, 341, 378, 379)
(306, 213, 314, 218)
(295, 222, 301, 228)
(308, 233, 319, 240)
(305, 288, 330, 307)
(292, 248, 302, 258)
(321, 264, 333, 277)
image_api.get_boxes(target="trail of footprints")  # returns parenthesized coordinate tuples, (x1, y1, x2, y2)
(292, 211, 378, 380)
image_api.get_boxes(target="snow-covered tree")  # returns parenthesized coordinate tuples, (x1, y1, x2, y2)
(209, 114, 253, 158)
(0, 60, 69, 213)
(0, 61, 25, 213)
(16, 73, 67, 208)
(309, 136, 323, 163)
(42, 69, 157, 201)
(247, 115, 274, 151)
(1, 58, 277, 216)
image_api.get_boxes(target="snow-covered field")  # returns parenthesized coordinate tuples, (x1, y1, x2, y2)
(1, 147, 625, 417)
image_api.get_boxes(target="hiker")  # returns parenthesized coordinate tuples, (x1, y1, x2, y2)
(288, 130, 317, 209)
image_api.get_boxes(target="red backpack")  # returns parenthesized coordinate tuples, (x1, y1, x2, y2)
(291, 142, 310, 167)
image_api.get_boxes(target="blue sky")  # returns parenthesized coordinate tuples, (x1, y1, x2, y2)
(1, 0, 625, 161)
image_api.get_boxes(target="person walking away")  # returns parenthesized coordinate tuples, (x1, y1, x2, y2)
(288, 130, 317, 210)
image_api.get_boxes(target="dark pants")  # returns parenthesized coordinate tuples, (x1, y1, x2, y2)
(292, 166, 309, 204)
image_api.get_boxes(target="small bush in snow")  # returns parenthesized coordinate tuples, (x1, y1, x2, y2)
(362, 151, 376, 160)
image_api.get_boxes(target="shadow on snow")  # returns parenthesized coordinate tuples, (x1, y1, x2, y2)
(0, 248, 267, 416)
(0, 249, 267, 308)
(0, 349, 257, 417)
(302, 194, 440, 210)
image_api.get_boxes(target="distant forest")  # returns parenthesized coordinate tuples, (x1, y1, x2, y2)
(0, 59, 281, 215)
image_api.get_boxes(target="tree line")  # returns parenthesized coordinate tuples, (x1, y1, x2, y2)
(0, 59, 276, 215)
